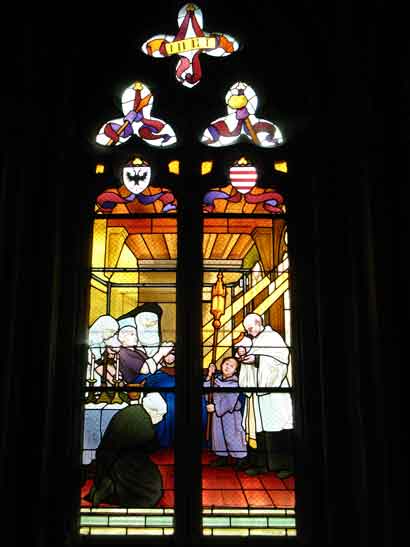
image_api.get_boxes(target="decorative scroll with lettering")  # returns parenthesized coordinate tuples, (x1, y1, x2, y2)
(141, 3, 239, 88)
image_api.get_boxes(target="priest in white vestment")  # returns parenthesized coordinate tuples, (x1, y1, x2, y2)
(236, 313, 294, 478)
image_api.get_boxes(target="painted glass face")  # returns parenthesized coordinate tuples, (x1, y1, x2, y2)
(135, 311, 161, 357)
(118, 326, 138, 347)
(221, 358, 238, 377)
(122, 166, 151, 194)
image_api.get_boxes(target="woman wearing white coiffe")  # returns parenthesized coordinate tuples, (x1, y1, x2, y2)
(117, 302, 169, 359)
(88, 314, 119, 361)
(236, 313, 293, 476)
(135, 311, 161, 357)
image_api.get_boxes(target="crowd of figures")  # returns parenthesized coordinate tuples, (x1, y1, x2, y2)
(87, 303, 176, 447)
(85, 303, 294, 507)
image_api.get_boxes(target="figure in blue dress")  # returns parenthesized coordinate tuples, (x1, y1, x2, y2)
(133, 342, 208, 449)
(134, 350, 176, 448)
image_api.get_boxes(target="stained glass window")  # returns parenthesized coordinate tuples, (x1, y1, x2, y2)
(201, 158, 296, 537)
(141, 3, 239, 88)
(80, 2, 298, 540)
(201, 82, 284, 148)
(96, 82, 177, 148)
(94, 157, 177, 214)
(203, 157, 285, 213)
(80, 156, 177, 536)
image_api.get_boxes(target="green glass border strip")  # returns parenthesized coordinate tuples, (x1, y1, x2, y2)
(79, 508, 296, 536)
(79, 507, 175, 536)
(203, 528, 295, 537)
(83, 527, 171, 536)
(201, 510, 297, 536)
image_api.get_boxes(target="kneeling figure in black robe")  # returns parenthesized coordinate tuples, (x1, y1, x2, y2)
(86, 404, 162, 507)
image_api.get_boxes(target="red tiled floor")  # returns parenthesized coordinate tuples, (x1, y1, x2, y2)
(80, 452, 175, 508)
(260, 474, 286, 490)
(237, 473, 264, 490)
(221, 490, 248, 507)
(202, 466, 237, 478)
(202, 478, 240, 489)
(202, 490, 224, 507)
(81, 479, 93, 498)
(151, 447, 174, 464)
(157, 489, 174, 508)
(80, 479, 93, 507)
(244, 489, 275, 507)
(80, 449, 295, 511)
(202, 468, 241, 489)
(201, 451, 216, 464)
(268, 490, 295, 508)
(158, 465, 174, 489)
(283, 476, 295, 489)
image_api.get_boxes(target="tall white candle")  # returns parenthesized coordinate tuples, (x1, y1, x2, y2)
(115, 353, 120, 381)
(90, 353, 95, 381)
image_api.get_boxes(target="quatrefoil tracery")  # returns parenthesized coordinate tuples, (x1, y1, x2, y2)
(141, 3, 240, 88)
